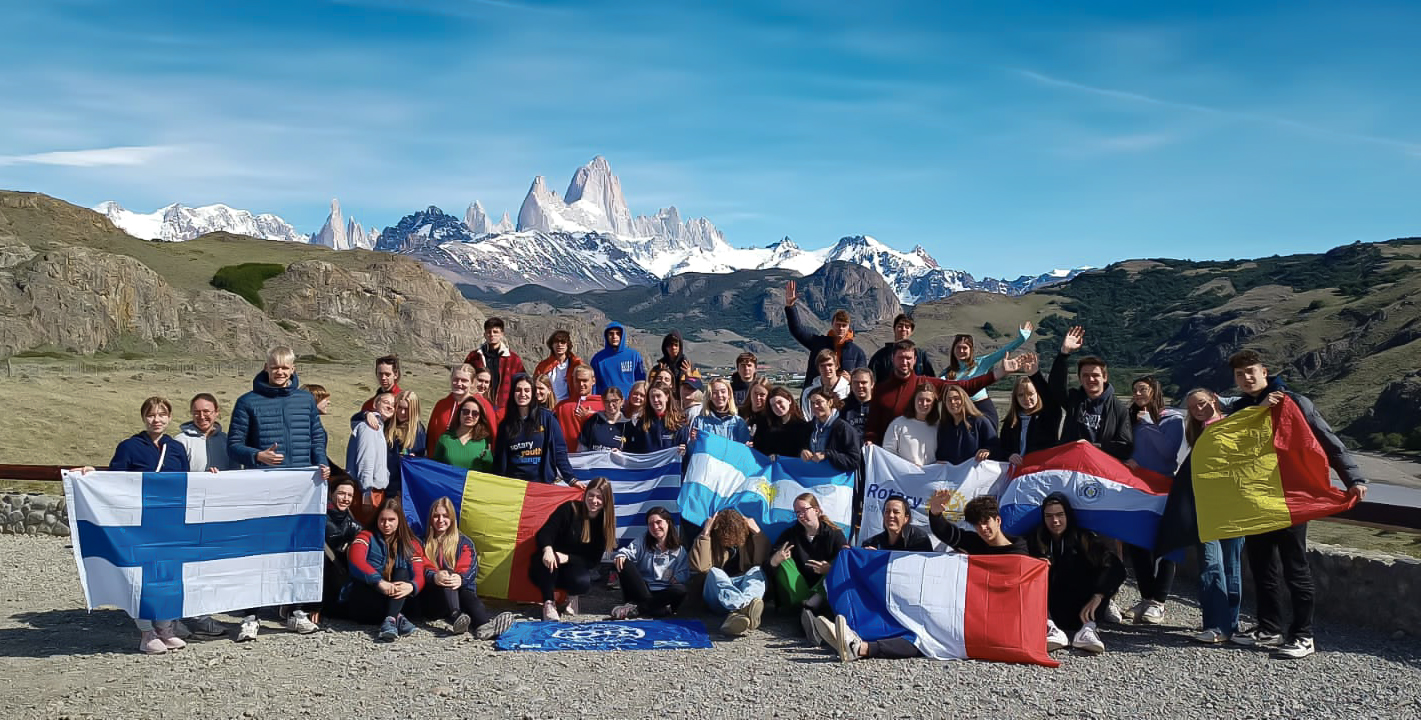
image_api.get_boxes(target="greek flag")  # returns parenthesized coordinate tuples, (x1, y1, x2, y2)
(62, 469, 325, 621)
(567, 448, 683, 544)
(679, 434, 854, 539)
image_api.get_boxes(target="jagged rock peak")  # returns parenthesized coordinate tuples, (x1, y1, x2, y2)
(313, 198, 347, 249)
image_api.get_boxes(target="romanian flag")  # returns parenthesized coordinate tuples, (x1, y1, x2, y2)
(1155, 397, 1357, 554)
(400, 457, 582, 602)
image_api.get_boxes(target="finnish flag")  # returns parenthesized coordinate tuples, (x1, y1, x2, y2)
(62, 469, 326, 621)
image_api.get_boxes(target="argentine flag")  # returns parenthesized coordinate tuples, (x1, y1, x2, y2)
(62, 468, 325, 621)
(679, 434, 854, 539)
(567, 448, 683, 544)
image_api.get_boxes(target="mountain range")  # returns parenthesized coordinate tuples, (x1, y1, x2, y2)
(94, 156, 1089, 304)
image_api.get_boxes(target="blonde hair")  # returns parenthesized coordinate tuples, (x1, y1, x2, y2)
(942, 384, 983, 425)
(387, 390, 423, 453)
(423, 497, 461, 572)
(793, 492, 838, 532)
(265, 346, 296, 367)
(701, 377, 739, 416)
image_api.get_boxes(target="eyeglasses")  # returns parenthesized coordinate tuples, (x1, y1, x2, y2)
(459, 408, 480, 416)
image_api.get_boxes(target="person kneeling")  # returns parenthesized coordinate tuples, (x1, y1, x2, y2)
(345, 498, 426, 642)
(611, 507, 690, 619)
(690, 509, 769, 636)
(530, 478, 617, 620)
(421, 497, 517, 639)
(1028, 493, 1126, 654)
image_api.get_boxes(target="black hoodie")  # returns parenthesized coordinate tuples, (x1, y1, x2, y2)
(657, 330, 700, 390)
(1049, 351, 1133, 460)
(1228, 375, 1365, 488)
(1026, 492, 1126, 632)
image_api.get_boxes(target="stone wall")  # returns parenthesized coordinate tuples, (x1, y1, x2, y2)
(1, 492, 69, 537)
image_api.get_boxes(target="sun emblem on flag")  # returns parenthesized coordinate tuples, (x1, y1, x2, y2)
(1076, 479, 1104, 504)
(753, 478, 777, 505)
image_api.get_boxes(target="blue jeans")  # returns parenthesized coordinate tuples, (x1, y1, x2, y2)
(1197, 537, 1245, 635)
(703, 567, 766, 614)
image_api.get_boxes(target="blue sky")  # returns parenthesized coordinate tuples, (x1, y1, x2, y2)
(0, 0, 1417, 278)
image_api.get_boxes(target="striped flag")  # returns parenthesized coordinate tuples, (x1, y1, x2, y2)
(567, 448, 682, 544)
(998, 441, 1173, 549)
(400, 457, 581, 602)
(679, 434, 854, 540)
(1156, 398, 1356, 554)
(859, 444, 1012, 547)
(826, 547, 1058, 667)
(62, 468, 325, 621)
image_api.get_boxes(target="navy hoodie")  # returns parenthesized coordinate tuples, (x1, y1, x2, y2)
(578, 413, 636, 451)
(494, 403, 575, 484)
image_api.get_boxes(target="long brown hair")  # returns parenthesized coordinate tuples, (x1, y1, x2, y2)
(906, 382, 941, 424)
(941, 384, 983, 426)
(1004, 375, 1041, 430)
(794, 492, 838, 532)
(709, 508, 751, 552)
(366, 496, 419, 580)
(423, 496, 461, 572)
(451, 396, 493, 442)
(1132, 375, 1166, 425)
(1184, 388, 1222, 446)
(762, 386, 805, 427)
(641, 384, 685, 432)
(738, 377, 772, 420)
(944, 334, 975, 378)
(576, 477, 617, 553)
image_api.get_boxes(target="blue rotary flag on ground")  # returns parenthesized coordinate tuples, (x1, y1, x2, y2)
(496, 619, 713, 651)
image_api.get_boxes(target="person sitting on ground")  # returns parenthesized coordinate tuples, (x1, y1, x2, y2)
(1123, 375, 1185, 625)
(803, 388, 862, 474)
(554, 365, 604, 452)
(427, 364, 477, 443)
(767, 493, 848, 646)
(320, 475, 362, 624)
(1029, 493, 1126, 654)
(941, 322, 1033, 430)
(883, 382, 941, 466)
(1182, 387, 1244, 645)
(738, 377, 772, 436)
(579, 386, 635, 452)
(421, 497, 517, 639)
(345, 497, 426, 642)
(862, 496, 933, 551)
(800, 349, 851, 420)
(431, 396, 495, 472)
(347, 392, 395, 520)
(494, 374, 577, 485)
(689, 377, 750, 443)
(991, 353, 1060, 465)
(657, 330, 702, 391)
(360, 354, 402, 413)
(869, 313, 935, 383)
(530, 477, 617, 620)
(935, 384, 998, 465)
(534, 329, 582, 404)
(466, 317, 528, 411)
(842, 368, 874, 435)
(626, 384, 690, 454)
(624, 380, 649, 424)
(730, 351, 761, 407)
(784, 279, 868, 387)
(752, 386, 810, 459)
(1049, 326, 1133, 460)
(590, 321, 646, 398)
(690, 509, 769, 637)
(611, 506, 691, 619)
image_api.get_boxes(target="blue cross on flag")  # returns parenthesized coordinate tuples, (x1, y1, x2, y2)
(62, 469, 326, 621)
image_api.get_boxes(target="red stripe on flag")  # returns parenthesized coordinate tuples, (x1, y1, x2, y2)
(506, 483, 585, 603)
(1012, 442, 1172, 495)
(963, 554, 1059, 668)
(1272, 399, 1356, 525)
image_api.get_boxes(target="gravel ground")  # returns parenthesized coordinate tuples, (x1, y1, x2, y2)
(3, 535, 1419, 720)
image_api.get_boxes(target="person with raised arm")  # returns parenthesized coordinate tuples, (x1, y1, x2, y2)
(534, 329, 583, 404)
(991, 352, 1060, 466)
(530, 478, 617, 620)
(1048, 326, 1133, 461)
(863, 339, 1028, 446)
(783, 279, 868, 388)
(869, 313, 934, 383)
(941, 322, 1033, 430)
(465, 317, 527, 411)
(494, 374, 577, 485)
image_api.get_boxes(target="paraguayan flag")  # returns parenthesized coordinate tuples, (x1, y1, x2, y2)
(679, 433, 854, 539)
(62, 468, 326, 621)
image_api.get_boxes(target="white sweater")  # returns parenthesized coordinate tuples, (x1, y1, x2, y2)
(883, 416, 938, 466)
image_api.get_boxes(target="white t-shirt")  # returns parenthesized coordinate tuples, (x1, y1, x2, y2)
(883, 416, 938, 466)
(549, 359, 571, 403)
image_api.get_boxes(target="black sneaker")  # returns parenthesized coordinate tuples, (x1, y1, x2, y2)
(395, 614, 418, 637)
(1275, 637, 1315, 659)
(1230, 628, 1283, 647)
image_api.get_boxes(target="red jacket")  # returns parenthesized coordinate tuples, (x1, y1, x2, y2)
(864, 370, 999, 445)
(534, 352, 584, 401)
(428, 393, 498, 446)
(554, 395, 603, 453)
(348, 530, 427, 593)
(465, 345, 527, 411)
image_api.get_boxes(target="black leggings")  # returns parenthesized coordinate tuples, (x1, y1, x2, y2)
(619, 563, 687, 617)
(528, 555, 593, 603)
(867, 636, 921, 659)
(345, 567, 414, 624)
(1127, 545, 1176, 603)
(420, 583, 491, 627)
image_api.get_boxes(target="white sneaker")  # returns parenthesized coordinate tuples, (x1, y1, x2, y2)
(801, 608, 821, 646)
(1126, 600, 1149, 623)
(235, 615, 259, 642)
(1072, 621, 1105, 653)
(1275, 637, 1315, 659)
(833, 615, 861, 663)
(559, 595, 579, 616)
(1193, 628, 1227, 644)
(1046, 620, 1069, 652)
(1139, 602, 1165, 625)
(541, 601, 560, 622)
(285, 610, 319, 634)
(813, 615, 838, 648)
(1100, 602, 1124, 625)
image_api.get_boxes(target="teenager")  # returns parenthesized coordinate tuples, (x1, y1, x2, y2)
(941, 322, 1033, 429)
(176, 393, 233, 473)
(935, 385, 998, 465)
(864, 340, 1020, 445)
(471, 368, 501, 428)
(534, 329, 583, 403)
(783, 279, 868, 387)
(494, 374, 577, 485)
(321, 476, 362, 624)
(804, 388, 862, 474)
(360, 354, 403, 413)
(1226, 350, 1366, 659)
(843, 368, 874, 435)
(421, 497, 517, 639)
(691, 509, 769, 637)
(627, 384, 690, 454)
(751, 386, 809, 459)
(1049, 326, 1133, 461)
(868, 313, 934, 383)
(679, 379, 705, 420)
(1125, 375, 1185, 625)
(427, 364, 477, 444)
(799, 349, 851, 420)
(554, 365, 604, 453)
(624, 380, 649, 424)
(347, 392, 395, 518)
(861, 496, 933, 551)
(431, 396, 495, 472)
(590, 321, 646, 398)
(992, 353, 1060, 465)
(1029, 493, 1127, 653)
(465, 317, 528, 411)
(345, 497, 426, 642)
(1182, 388, 1245, 645)
(579, 386, 635, 451)
(531, 478, 617, 620)
(689, 377, 750, 443)
(730, 351, 761, 407)
(648, 365, 676, 395)
(611, 506, 690, 619)
(883, 382, 940, 466)
(738, 377, 772, 436)
(385, 390, 426, 497)
(768, 493, 848, 645)
(534, 374, 557, 411)
(656, 330, 702, 391)
(304, 384, 331, 415)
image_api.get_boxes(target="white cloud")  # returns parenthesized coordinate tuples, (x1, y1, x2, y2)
(0, 144, 180, 167)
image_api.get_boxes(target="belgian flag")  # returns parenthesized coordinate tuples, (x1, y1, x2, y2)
(1156, 396, 1357, 554)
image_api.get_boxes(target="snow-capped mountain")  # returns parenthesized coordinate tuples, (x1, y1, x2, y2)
(95, 201, 306, 243)
(463, 201, 513, 235)
(311, 199, 377, 250)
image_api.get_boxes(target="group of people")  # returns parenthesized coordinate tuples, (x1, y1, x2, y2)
(86, 281, 1367, 663)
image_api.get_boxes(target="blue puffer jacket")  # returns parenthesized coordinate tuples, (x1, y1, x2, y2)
(227, 370, 328, 469)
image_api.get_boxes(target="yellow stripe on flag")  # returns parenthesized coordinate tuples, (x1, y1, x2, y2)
(458, 470, 527, 600)
(1192, 405, 1293, 542)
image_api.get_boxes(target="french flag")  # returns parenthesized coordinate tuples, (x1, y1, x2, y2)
(999, 441, 1173, 549)
(826, 548, 1058, 667)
